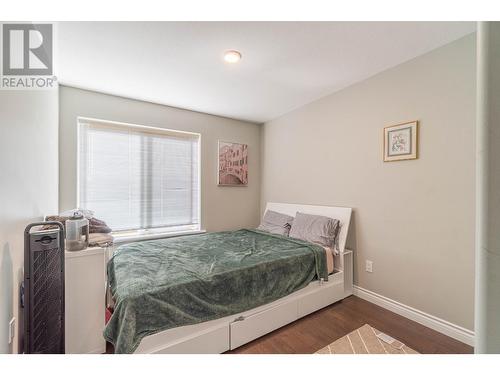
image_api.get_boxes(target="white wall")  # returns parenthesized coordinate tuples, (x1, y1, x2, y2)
(59, 86, 261, 232)
(0, 90, 59, 353)
(261, 35, 476, 330)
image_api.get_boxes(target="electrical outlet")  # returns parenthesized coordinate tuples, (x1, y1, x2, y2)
(365, 260, 373, 273)
(8, 318, 15, 344)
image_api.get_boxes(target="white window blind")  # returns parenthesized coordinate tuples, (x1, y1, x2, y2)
(78, 119, 200, 233)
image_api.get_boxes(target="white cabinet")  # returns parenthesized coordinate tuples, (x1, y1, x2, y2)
(65, 247, 106, 354)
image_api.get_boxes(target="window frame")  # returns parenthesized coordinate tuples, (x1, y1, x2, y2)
(76, 116, 202, 238)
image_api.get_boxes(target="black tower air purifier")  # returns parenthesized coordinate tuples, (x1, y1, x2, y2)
(23, 222, 65, 354)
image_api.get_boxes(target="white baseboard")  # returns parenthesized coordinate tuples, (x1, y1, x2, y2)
(353, 285, 475, 347)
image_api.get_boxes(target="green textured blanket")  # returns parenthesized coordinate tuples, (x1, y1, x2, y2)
(104, 229, 328, 353)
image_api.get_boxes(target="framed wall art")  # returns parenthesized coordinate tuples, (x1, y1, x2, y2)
(218, 141, 248, 186)
(383, 121, 419, 162)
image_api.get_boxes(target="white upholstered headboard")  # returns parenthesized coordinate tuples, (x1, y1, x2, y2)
(265, 202, 352, 253)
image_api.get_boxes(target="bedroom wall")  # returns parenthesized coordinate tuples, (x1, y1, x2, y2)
(59, 86, 261, 232)
(0, 90, 59, 353)
(261, 35, 476, 330)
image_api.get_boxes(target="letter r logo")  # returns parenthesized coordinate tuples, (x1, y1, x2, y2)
(2, 24, 53, 76)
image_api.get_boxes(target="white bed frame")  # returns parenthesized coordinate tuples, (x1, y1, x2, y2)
(134, 202, 353, 354)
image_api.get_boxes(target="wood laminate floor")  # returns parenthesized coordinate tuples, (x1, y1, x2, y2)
(227, 296, 473, 354)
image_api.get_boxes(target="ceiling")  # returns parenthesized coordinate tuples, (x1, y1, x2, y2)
(56, 22, 476, 123)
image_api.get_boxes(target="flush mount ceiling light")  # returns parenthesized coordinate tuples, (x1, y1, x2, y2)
(223, 50, 242, 63)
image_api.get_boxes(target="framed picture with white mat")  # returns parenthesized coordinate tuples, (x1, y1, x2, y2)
(383, 120, 419, 162)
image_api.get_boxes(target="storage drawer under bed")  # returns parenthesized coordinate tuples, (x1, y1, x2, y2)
(136, 324, 229, 354)
(229, 276, 345, 350)
(230, 297, 297, 349)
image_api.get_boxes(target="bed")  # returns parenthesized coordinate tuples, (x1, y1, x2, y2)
(105, 202, 353, 354)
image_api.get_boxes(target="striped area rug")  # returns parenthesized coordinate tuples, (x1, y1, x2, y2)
(315, 324, 419, 354)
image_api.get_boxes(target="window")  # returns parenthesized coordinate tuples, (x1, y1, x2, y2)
(78, 118, 200, 234)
